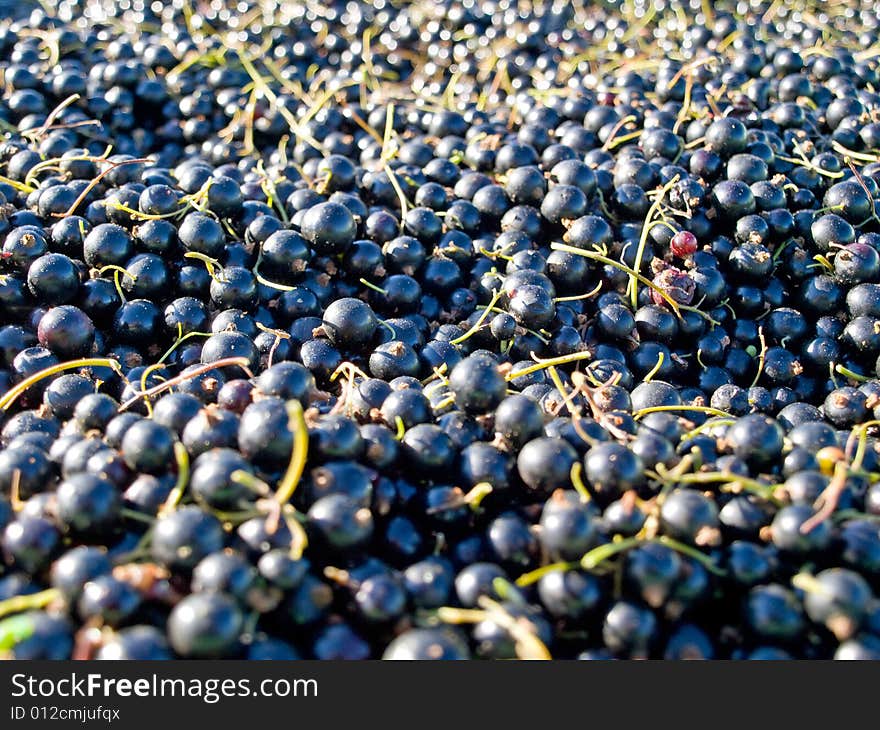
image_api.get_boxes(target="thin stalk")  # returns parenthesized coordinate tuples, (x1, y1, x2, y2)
(0, 588, 62, 620)
(273, 401, 309, 507)
(550, 243, 682, 317)
(506, 350, 593, 382)
(627, 175, 680, 310)
(0, 358, 121, 411)
(158, 443, 191, 518)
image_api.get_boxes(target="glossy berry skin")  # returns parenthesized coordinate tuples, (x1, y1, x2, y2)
(56, 474, 121, 538)
(152, 393, 202, 436)
(404, 557, 454, 608)
(300, 202, 356, 255)
(663, 624, 715, 660)
(181, 408, 239, 457)
(382, 628, 470, 659)
(4, 611, 73, 660)
(246, 636, 302, 661)
(322, 297, 378, 351)
(659, 489, 720, 545)
(539, 490, 597, 559)
(583, 442, 645, 502)
(725, 415, 785, 470)
(313, 624, 371, 660)
(200, 331, 260, 375)
(96, 626, 173, 660)
(237, 398, 294, 469)
(801, 569, 873, 640)
(308, 494, 373, 550)
(50, 546, 112, 601)
(454, 563, 506, 607)
(191, 550, 258, 603)
(0, 443, 53, 500)
(726, 541, 774, 586)
(517, 437, 578, 494)
(355, 574, 407, 622)
(744, 584, 805, 641)
(448, 355, 507, 415)
(42, 374, 94, 421)
(835, 635, 880, 660)
(151, 506, 225, 571)
(75, 394, 121, 433)
(77, 575, 141, 626)
(37, 305, 95, 357)
(167, 592, 243, 658)
(624, 542, 682, 608)
(770, 505, 832, 554)
(120, 420, 176, 475)
(83, 223, 132, 267)
(487, 512, 538, 568)
(2, 515, 61, 574)
(113, 299, 162, 346)
(27, 253, 79, 305)
(495, 394, 545, 449)
(538, 570, 602, 619)
(255, 362, 314, 402)
(257, 550, 309, 590)
(603, 601, 657, 658)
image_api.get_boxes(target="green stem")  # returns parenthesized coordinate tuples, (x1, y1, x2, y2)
(462, 482, 494, 511)
(627, 175, 680, 310)
(554, 281, 603, 303)
(506, 350, 593, 382)
(550, 243, 682, 317)
(680, 418, 736, 441)
(578, 535, 725, 575)
(230, 470, 273, 497)
(834, 364, 873, 383)
(515, 561, 580, 587)
(0, 358, 121, 411)
(255, 271, 297, 291)
(791, 572, 832, 597)
(642, 351, 665, 383)
(0, 588, 62, 621)
(359, 277, 388, 295)
(0, 613, 38, 650)
(157, 330, 211, 365)
(282, 505, 309, 560)
(833, 509, 880, 523)
(120, 508, 155, 524)
(450, 289, 502, 345)
(569, 462, 592, 503)
(749, 327, 768, 389)
(118, 357, 252, 412)
(666, 471, 779, 500)
(634, 404, 732, 419)
(654, 536, 727, 576)
(580, 537, 643, 570)
(158, 443, 191, 517)
(183, 251, 224, 281)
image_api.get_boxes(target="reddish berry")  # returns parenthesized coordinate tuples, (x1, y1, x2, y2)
(651, 267, 696, 307)
(670, 230, 698, 257)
